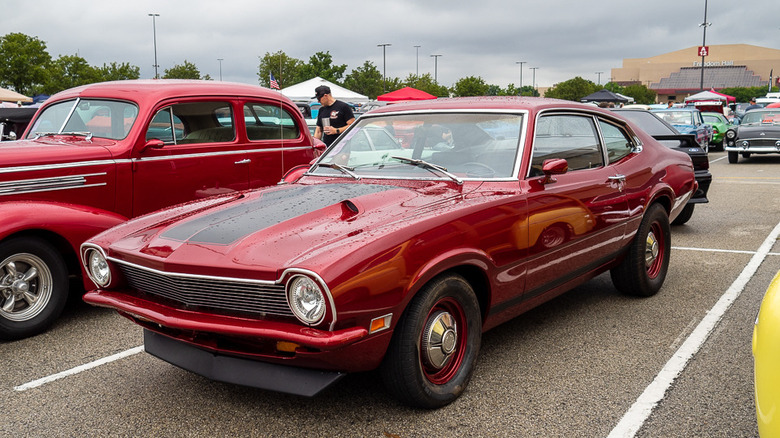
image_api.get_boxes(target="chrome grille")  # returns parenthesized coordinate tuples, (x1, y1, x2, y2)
(117, 262, 292, 318)
(743, 139, 780, 147)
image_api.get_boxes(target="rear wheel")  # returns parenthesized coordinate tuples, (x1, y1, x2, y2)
(610, 203, 670, 297)
(380, 274, 481, 408)
(671, 204, 694, 225)
(0, 237, 68, 340)
(728, 151, 739, 163)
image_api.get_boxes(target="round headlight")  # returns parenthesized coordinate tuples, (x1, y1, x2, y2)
(726, 130, 736, 139)
(87, 249, 111, 287)
(287, 276, 326, 325)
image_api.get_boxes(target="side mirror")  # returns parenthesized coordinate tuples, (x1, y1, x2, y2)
(141, 138, 165, 152)
(541, 158, 568, 184)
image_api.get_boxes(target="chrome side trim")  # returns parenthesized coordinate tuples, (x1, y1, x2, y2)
(132, 146, 313, 163)
(0, 172, 107, 196)
(0, 160, 124, 175)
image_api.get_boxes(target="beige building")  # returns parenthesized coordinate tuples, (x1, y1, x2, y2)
(611, 44, 780, 102)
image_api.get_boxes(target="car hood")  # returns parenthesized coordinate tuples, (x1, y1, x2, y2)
(0, 137, 117, 167)
(737, 125, 780, 138)
(105, 181, 475, 279)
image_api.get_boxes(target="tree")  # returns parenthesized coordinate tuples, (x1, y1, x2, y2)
(452, 76, 489, 97)
(0, 33, 52, 96)
(99, 62, 141, 82)
(296, 51, 347, 84)
(343, 61, 383, 99)
(402, 73, 448, 97)
(719, 86, 776, 103)
(163, 60, 202, 79)
(42, 54, 101, 94)
(543, 76, 598, 101)
(622, 84, 656, 105)
(257, 51, 302, 89)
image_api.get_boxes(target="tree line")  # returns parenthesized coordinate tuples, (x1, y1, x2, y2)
(1, 32, 774, 103)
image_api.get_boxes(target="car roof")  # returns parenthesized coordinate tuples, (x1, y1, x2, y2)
(46, 80, 288, 106)
(366, 96, 612, 115)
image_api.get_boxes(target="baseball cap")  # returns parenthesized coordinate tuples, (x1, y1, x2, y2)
(313, 85, 331, 99)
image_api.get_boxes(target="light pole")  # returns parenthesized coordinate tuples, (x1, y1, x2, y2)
(431, 54, 442, 84)
(699, 0, 711, 90)
(378, 43, 391, 93)
(596, 71, 604, 85)
(414, 45, 421, 76)
(530, 67, 539, 95)
(148, 13, 160, 79)
(516, 61, 525, 94)
(217, 58, 223, 81)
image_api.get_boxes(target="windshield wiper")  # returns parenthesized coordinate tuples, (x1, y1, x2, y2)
(34, 131, 93, 141)
(391, 156, 463, 185)
(316, 162, 360, 180)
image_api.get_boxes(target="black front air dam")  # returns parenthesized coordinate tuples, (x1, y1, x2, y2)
(143, 329, 345, 397)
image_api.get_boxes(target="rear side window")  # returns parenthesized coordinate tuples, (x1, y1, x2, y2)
(243, 103, 300, 141)
(599, 120, 634, 164)
(146, 101, 234, 144)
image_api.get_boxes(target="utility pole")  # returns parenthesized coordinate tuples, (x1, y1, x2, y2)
(699, 0, 711, 90)
(414, 45, 421, 76)
(431, 54, 442, 83)
(378, 43, 391, 93)
(516, 61, 526, 94)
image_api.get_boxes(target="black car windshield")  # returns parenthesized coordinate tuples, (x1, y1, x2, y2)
(26, 98, 139, 140)
(310, 112, 525, 180)
(741, 111, 780, 126)
(614, 110, 676, 136)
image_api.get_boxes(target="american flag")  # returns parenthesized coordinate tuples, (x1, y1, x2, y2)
(270, 73, 280, 90)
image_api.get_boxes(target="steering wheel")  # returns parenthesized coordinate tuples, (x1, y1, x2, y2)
(462, 162, 496, 178)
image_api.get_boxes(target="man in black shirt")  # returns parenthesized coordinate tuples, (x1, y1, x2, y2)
(313, 85, 355, 146)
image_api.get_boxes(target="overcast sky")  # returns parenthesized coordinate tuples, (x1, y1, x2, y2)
(3, 1, 778, 91)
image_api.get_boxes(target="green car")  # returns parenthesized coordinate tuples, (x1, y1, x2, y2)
(702, 112, 731, 151)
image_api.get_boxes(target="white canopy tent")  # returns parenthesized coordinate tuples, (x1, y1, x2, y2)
(281, 77, 369, 104)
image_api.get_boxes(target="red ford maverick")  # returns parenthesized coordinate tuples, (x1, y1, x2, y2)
(81, 97, 696, 408)
(0, 80, 324, 340)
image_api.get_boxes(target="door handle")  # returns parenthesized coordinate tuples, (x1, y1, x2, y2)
(235, 159, 251, 164)
(608, 175, 626, 191)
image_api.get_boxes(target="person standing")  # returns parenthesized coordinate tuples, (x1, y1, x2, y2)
(313, 85, 355, 146)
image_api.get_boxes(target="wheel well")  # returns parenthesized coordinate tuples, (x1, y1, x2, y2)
(651, 195, 671, 215)
(442, 265, 491, 325)
(1, 230, 82, 291)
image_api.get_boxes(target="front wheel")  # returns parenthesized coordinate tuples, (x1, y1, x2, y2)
(610, 203, 670, 297)
(0, 237, 69, 340)
(728, 151, 739, 163)
(380, 274, 482, 408)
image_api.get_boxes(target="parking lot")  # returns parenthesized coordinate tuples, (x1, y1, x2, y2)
(2, 150, 779, 437)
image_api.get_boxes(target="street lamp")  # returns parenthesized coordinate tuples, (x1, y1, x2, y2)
(596, 71, 604, 85)
(530, 67, 539, 95)
(378, 43, 391, 93)
(414, 45, 421, 76)
(516, 61, 525, 94)
(217, 58, 223, 81)
(699, 0, 711, 90)
(148, 13, 160, 79)
(431, 54, 442, 84)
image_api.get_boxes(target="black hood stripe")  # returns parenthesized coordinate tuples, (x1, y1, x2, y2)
(161, 184, 397, 245)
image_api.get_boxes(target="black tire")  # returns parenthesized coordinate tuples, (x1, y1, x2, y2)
(728, 151, 739, 163)
(0, 237, 69, 340)
(380, 274, 482, 408)
(610, 203, 670, 297)
(671, 203, 694, 225)
(742, 152, 751, 159)
(712, 140, 724, 151)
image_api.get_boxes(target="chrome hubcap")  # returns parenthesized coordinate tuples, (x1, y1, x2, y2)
(422, 311, 458, 369)
(0, 255, 52, 322)
(645, 231, 659, 268)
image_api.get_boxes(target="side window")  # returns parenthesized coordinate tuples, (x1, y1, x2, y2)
(531, 114, 603, 176)
(599, 120, 634, 164)
(147, 102, 234, 145)
(244, 103, 300, 141)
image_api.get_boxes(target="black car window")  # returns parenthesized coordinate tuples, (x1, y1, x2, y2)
(532, 114, 604, 175)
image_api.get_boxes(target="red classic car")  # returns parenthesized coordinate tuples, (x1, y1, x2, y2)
(81, 97, 696, 408)
(0, 80, 324, 340)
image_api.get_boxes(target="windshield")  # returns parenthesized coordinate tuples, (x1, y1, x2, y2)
(741, 111, 780, 126)
(310, 112, 525, 180)
(26, 98, 139, 140)
(654, 111, 694, 125)
(703, 114, 724, 124)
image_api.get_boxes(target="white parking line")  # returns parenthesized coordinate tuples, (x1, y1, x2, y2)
(607, 219, 780, 438)
(672, 246, 780, 257)
(14, 346, 144, 392)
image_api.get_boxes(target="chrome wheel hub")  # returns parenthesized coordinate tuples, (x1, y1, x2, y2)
(422, 311, 458, 369)
(0, 256, 52, 322)
(645, 231, 659, 268)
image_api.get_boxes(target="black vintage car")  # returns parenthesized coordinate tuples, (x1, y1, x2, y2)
(0, 107, 37, 141)
(612, 108, 711, 225)
(726, 109, 780, 163)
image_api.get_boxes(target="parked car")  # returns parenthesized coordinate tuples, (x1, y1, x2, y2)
(81, 97, 697, 408)
(702, 112, 732, 151)
(0, 107, 37, 141)
(726, 109, 780, 163)
(0, 80, 325, 340)
(753, 269, 780, 436)
(651, 107, 712, 151)
(612, 108, 710, 225)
